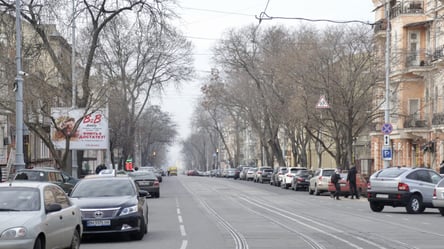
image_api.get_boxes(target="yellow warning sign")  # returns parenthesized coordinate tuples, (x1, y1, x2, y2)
(316, 95, 330, 109)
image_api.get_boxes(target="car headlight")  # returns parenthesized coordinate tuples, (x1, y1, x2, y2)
(120, 205, 138, 216)
(0, 227, 27, 240)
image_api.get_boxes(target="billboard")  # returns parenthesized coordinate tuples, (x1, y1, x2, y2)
(51, 108, 109, 150)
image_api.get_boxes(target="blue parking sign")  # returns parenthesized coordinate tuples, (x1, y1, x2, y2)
(382, 147, 392, 160)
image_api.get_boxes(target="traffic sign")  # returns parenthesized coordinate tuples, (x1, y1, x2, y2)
(381, 123, 393, 134)
(382, 147, 392, 161)
(316, 95, 330, 109)
(383, 135, 390, 146)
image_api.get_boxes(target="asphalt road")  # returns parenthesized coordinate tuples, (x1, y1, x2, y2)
(81, 175, 444, 249)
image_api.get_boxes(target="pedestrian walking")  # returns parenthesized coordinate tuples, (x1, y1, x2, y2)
(331, 169, 341, 200)
(440, 160, 444, 174)
(347, 165, 360, 199)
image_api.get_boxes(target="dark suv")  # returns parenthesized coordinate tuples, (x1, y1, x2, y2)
(367, 167, 442, 214)
(13, 167, 77, 193)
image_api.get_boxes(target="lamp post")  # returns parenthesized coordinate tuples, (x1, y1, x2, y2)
(71, 0, 78, 177)
(14, 0, 26, 171)
(383, 0, 391, 169)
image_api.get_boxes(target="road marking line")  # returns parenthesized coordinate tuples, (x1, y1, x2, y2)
(180, 240, 188, 249)
(180, 224, 187, 236)
(178, 215, 183, 223)
(177, 208, 181, 214)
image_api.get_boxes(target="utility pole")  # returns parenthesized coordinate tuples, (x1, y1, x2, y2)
(14, 0, 26, 171)
(71, 0, 78, 177)
(383, 0, 391, 169)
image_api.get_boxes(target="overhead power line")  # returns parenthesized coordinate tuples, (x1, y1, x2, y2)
(255, 12, 375, 26)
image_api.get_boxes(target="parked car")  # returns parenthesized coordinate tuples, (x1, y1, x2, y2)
(69, 175, 149, 240)
(367, 166, 442, 214)
(290, 169, 312, 191)
(13, 167, 77, 193)
(327, 172, 368, 197)
(0, 181, 82, 249)
(128, 170, 160, 198)
(308, 168, 336, 195)
(239, 167, 251, 180)
(254, 167, 273, 183)
(246, 168, 257, 181)
(281, 167, 307, 189)
(225, 168, 238, 179)
(433, 178, 444, 215)
(271, 167, 287, 187)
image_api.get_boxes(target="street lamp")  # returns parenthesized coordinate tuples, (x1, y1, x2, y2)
(14, 0, 26, 171)
(383, 0, 391, 169)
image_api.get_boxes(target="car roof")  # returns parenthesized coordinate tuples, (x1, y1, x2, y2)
(80, 174, 131, 181)
(0, 181, 57, 188)
(16, 167, 60, 172)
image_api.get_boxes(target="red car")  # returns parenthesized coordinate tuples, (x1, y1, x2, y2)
(328, 172, 367, 198)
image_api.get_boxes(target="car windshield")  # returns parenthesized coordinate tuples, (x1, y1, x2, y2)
(263, 169, 273, 173)
(0, 187, 40, 211)
(70, 179, 135, 197)
(375, 167, 409, 178)
(128, 171, 157, 180)
(15, 171, 46, 181)
(296, 170, 310, 177)
(322, 170, 335, 177)
(290, 168, 303, 173)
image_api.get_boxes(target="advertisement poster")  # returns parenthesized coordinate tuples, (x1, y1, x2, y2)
(51, 108, 109, 150)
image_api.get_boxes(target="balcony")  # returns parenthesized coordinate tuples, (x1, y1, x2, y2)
(403, 49, 431, 67)
(432, 113, 444, 125)
(404, 115, 428, 128)
(432, 45, 444, 61)
(373, 19, 387, 34)
(391, 1, 424, 18)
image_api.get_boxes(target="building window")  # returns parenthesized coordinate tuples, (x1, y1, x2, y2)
(409, 99, 420, 120)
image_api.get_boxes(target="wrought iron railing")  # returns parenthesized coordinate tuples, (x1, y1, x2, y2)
(404, 114, 427, 128)
(391, 1, 424, 18)
(432, 113, 444, 125)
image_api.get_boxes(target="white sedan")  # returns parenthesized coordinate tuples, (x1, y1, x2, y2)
(0, 181, 82, 249)
(281, 167, 307, 189)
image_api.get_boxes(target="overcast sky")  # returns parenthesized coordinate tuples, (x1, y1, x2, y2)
(152, 0, 376, 166)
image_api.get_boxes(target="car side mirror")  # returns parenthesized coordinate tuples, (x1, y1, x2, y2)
(46, 203, 62, 213)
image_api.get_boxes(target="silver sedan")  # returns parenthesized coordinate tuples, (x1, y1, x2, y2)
(0, 181, 82, 249)
(433, 178, 444, 216)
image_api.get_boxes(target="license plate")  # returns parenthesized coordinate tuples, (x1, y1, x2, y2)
(138, 181, 151, 186)
(340, 184, 346, 186)
(376, 194, 389, 199)
(87, 220, 111, 227)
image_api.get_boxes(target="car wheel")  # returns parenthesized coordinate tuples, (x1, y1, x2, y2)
(314, 185, 320, 195)
(33, 237, 43, 249)
(156, 192, 160, 198)
(131, 218, 146, 240)
(369, 201, 384, 212)
(68, 229, 81, 249)
(439, 208, 444, 216)
(406, 194, 423, 214)
(308, 187, 314, 195)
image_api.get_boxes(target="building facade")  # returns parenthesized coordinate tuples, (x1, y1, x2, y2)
(371, 0, 444, 172)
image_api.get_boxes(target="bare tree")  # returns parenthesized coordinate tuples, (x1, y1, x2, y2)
(96, 14, 193, 167)
(296, 25, 382, 168)
(138, 105, 177, 167)
(0, 0, 177, 172)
